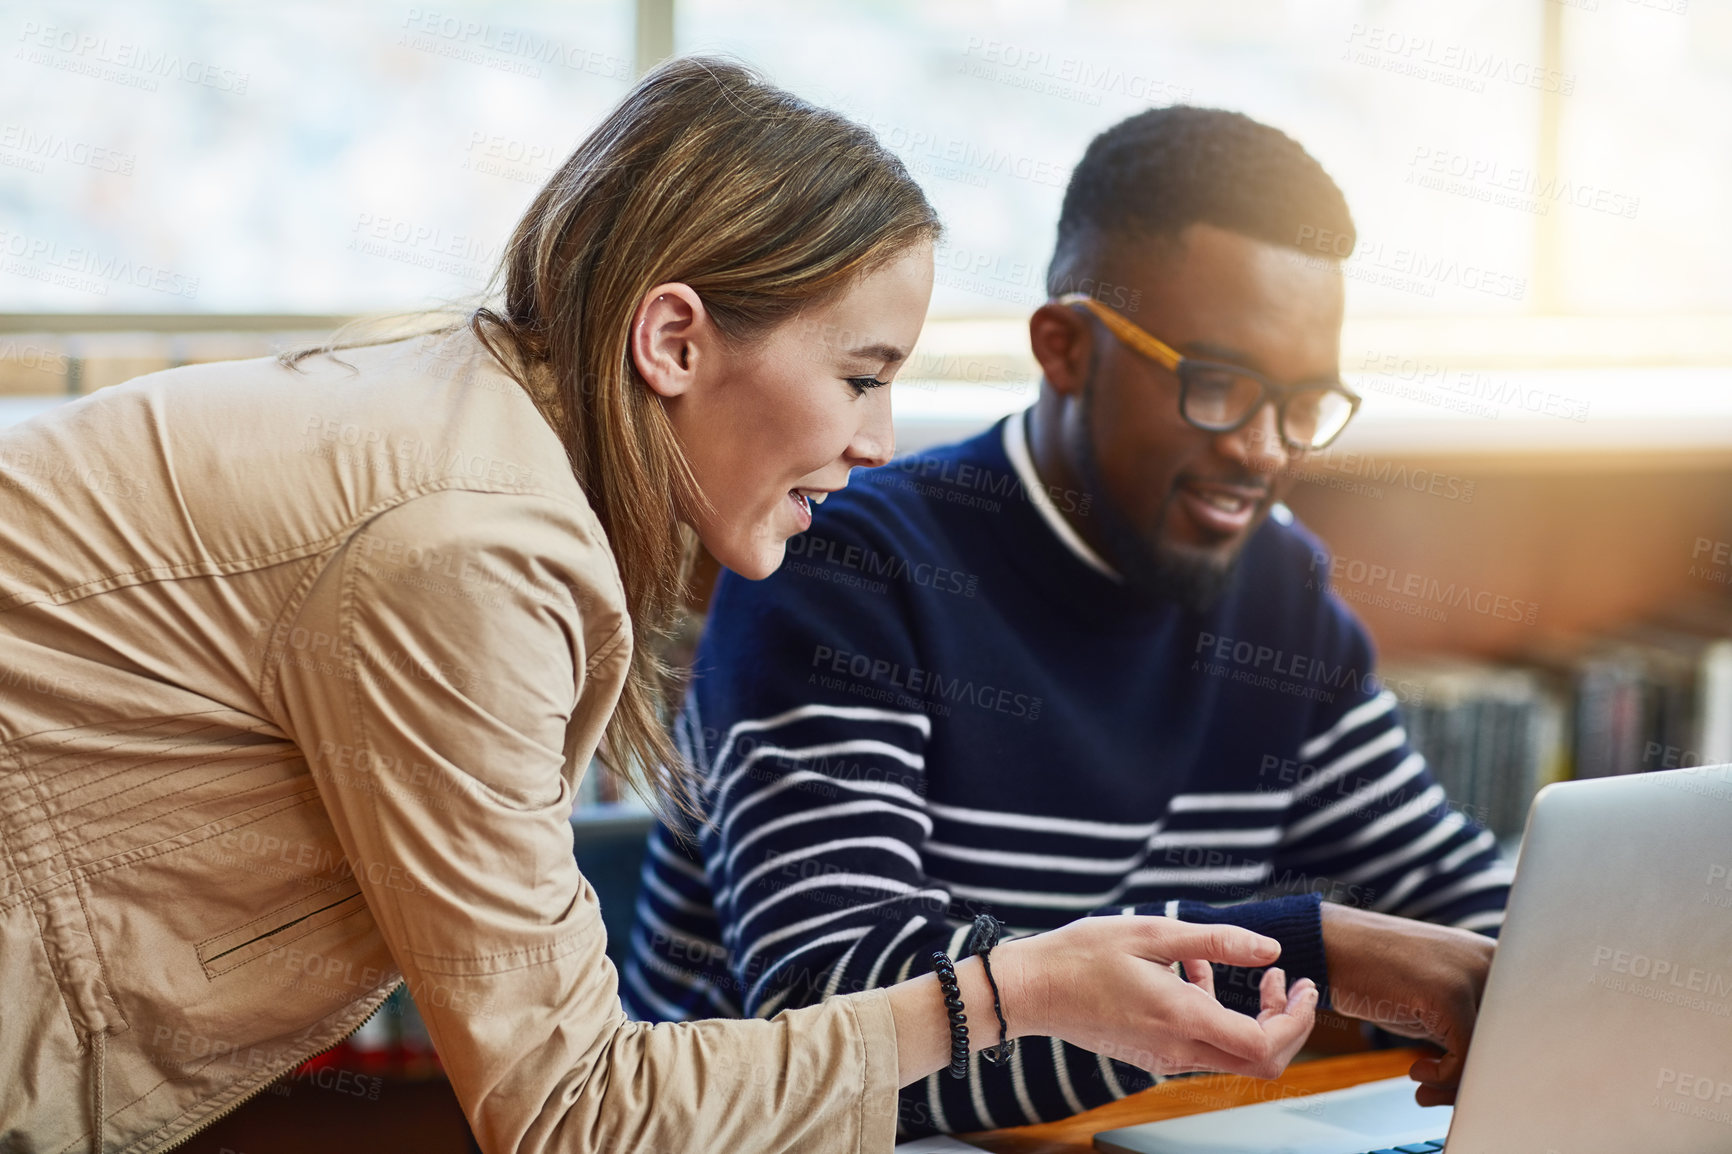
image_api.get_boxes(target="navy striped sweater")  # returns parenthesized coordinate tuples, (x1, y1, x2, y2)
(624, 413, 1510, 1138)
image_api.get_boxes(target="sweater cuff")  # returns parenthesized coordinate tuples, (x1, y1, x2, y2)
(1168, 894, 1329, 1015)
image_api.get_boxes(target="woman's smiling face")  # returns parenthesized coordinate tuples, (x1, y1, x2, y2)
(632, 241, 935, 580)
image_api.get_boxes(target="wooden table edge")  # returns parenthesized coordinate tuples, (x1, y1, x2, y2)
(956, 1049, 1426, 1154)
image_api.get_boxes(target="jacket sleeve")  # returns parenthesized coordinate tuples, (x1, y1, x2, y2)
(272, 487, 900, 1154)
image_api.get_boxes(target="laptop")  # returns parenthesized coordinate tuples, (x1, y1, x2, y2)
(1096, 764, 1732, 1153)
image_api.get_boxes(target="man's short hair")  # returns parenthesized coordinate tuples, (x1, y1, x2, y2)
(1047, 106, 1355, 295)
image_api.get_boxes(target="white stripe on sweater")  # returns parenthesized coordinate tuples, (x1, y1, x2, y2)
(647, 832, 707, 883)
(707, 704, 930, 789)
(641, 868, 714, 917)
(721, 761, 926, 841)
(823, 938, 864, 999)
(628, 942, 741, 1017)
(864, 916, 929, 990)
(1454, 908, 1507, 933)
(736, 872, 926, 937)
(1298, 691, 1397, 762)
(739, 891, 949, 971)
(631, 898, 724, 963)
(716, 738, 923, 814)
(1390, 863, 1515, 919)
(1366, 833, 1493, 910)
(723, 798, 932, 873)
(1168, 792, 1292, 812)
(1288, 783, 1446, 867)
(623, 957, 701, 1022)
(946, 863, 1269, 910)
(1008, 1042, 1040, 1125)
(1282, 753, 1426, 845)
(926, 799, 1163, 838)
(1335, 810, 1467, 885)
(722, 836, 924, 910)
(922, 840, 1154, 874)
(1292, 725, 1408, 803)
(1149, 827, 1283, 850)
(1097, 1052, 1127, 1099)
(747, 926, 873, 1010)
(968, 1050, 999, 1131)
(1050, 1036, 1087, 1116)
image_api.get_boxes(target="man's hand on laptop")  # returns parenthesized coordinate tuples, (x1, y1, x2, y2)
(1319, 903, 1495, 1106)
(1002, 915, 1319, 1081)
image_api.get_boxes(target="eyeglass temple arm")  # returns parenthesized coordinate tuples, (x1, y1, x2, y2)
(1054, 294, 1184, 372)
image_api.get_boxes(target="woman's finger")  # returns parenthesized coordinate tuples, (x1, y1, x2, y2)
(1259, 980, 1318, 1056)
(1162, 1011, 1311, 1081)
(1166, 974, 1315, 1063)
(1256, 966, 1290, 1022)
(1142, 918, 1281, 969)
(1183, 958, 1215, 1000)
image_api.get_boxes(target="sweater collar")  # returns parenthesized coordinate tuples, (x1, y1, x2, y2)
(1000, 408, 1122, 583)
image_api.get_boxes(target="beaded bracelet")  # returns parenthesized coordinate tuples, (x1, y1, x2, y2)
(965, 913, 1015, 1063)
(929, 950, 970, 1079)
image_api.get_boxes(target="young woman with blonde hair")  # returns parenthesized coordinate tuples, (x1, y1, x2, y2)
(0, 58, 1314, 1154)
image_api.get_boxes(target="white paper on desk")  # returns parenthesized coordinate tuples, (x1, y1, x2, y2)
(893, 1138, 983, 1152)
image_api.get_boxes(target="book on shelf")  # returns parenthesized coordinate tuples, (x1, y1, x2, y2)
(1381, 658, 1566, 840)
(1386, 592, 1732, 842)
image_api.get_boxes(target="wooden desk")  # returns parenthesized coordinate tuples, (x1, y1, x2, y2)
(959, 1049, 1424, 1154)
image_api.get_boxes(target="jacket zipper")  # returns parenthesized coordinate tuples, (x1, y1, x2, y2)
(155, 981, 404, 1154)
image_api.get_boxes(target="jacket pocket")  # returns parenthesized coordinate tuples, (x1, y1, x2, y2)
(196, 877, 365, 978)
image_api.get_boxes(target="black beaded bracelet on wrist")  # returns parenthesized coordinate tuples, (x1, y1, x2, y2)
(929, 951, 970, 1079)
(965, 913, 1016, 1064)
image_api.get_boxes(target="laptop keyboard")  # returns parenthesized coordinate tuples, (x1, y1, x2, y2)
(1357, 1143, 1446, 1154)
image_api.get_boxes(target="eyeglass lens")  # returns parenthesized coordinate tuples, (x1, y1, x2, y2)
(1179, 363, 1353, 449)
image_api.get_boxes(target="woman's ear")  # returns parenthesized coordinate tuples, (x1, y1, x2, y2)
(631, 283, 708, 399)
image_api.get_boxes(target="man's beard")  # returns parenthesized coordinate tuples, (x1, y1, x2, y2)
(1067, 376, 1246, 615)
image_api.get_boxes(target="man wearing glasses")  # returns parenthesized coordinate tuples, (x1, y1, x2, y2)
(627, 108, 1508, 1137)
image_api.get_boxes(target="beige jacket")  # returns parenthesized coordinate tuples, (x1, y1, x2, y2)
(0, 331, 899, 1154)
